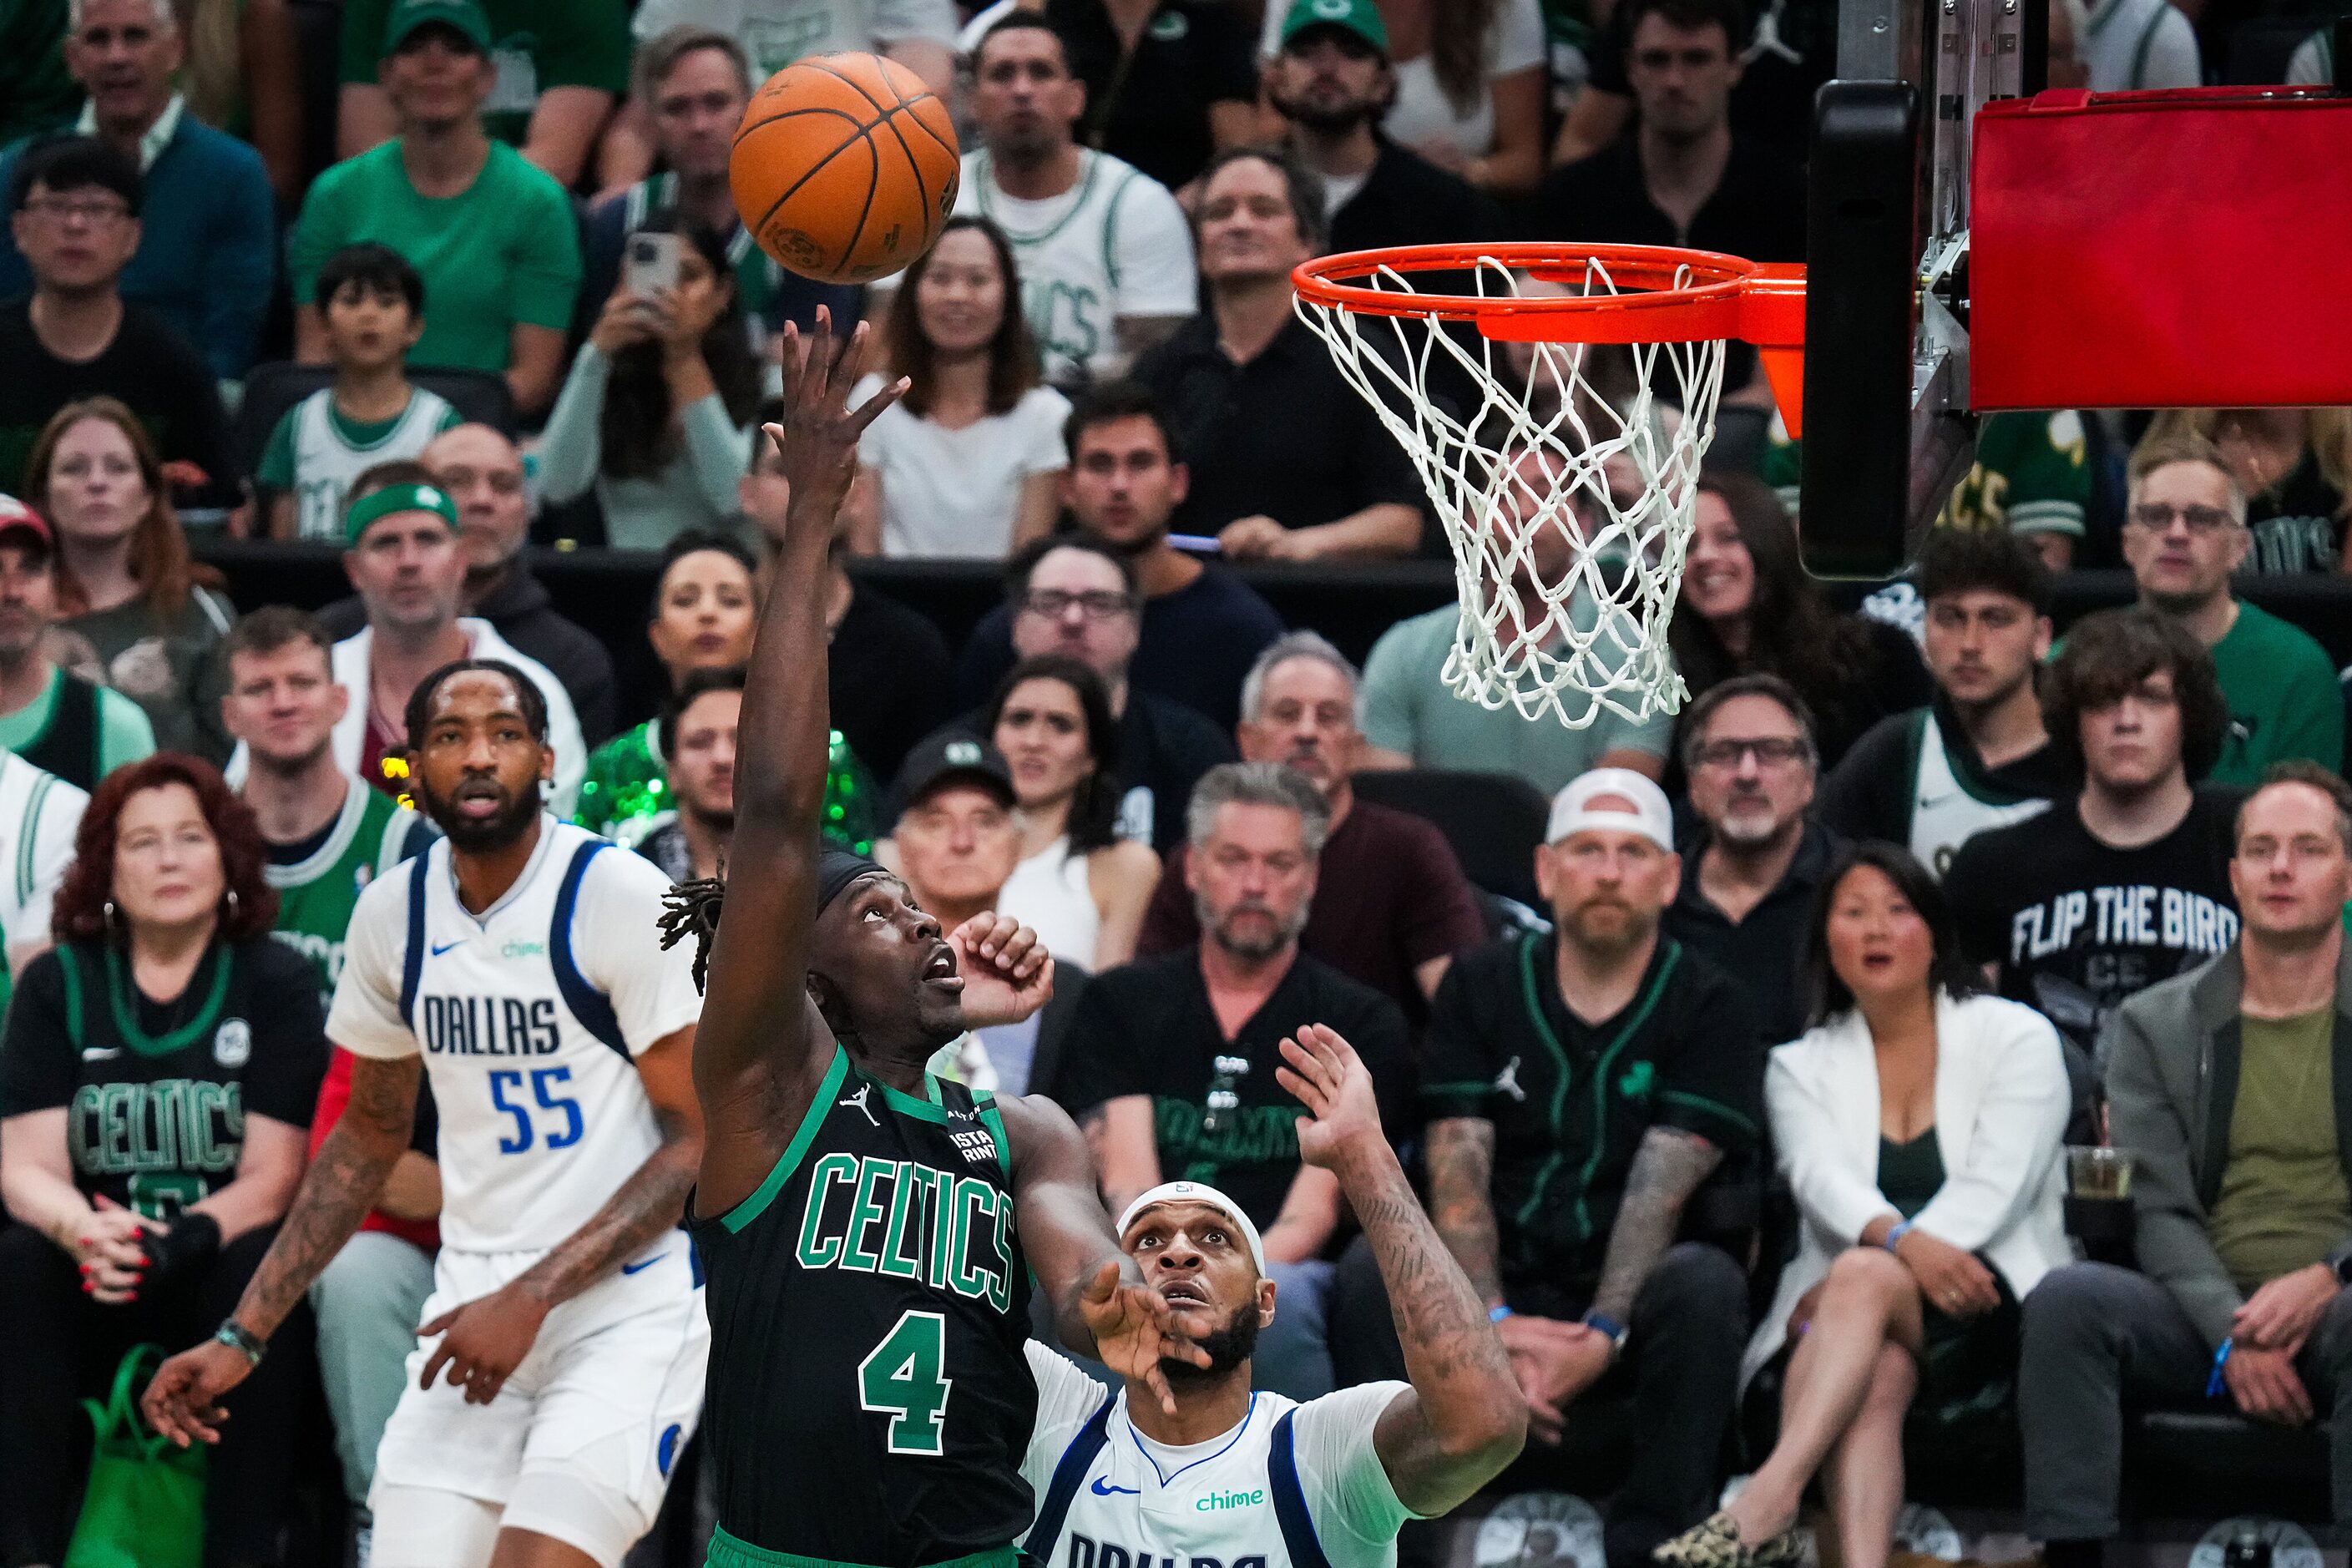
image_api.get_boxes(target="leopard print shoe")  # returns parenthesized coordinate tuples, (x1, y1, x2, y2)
(1651, 1513, 1805, 1568)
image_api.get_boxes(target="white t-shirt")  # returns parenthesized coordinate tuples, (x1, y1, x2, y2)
(2080, 0, 2199, 89)
(850, 373, 1070, 558)
(1260, 0, 1544, 158)
(630, 0, 959, 76)
(954, 149, 1198, 383)
(328, 820, 704, 1256)
(0, 753, 83, 979)
(1021, 1343, 1419, 1568)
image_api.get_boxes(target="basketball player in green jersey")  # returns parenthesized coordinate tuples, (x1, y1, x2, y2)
(220, 607, 435, 1008)
(663, 311, 1201, 1568)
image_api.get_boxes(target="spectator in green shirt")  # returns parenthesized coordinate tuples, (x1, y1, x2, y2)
(2120, 430, 2344, 785)
(336, 0, 627, 189)
(0, 498, 154, 792)
(290, 0, 579, 418)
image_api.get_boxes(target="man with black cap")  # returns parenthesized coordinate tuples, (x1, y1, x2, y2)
(655, 312, 1200, 1568)
(0, 493, 154, 790)
(887, 731, 1089, 1100)
(1263, 0, 1499, 255)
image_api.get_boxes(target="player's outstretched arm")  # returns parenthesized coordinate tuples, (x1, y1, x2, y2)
(1277, 1024, 1525, 1517)
(994, 1092, 1210, 1414)
(144, 1053, 421, 1446)
(685, 310, 905, 1216)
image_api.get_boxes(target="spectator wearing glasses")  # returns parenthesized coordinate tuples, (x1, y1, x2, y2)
(1137, 631, 1486, 1027)
(1667, 674, 1840, 1046)
(1061, 760, 1414, 1399)
(2143, 409, 2351, 578)
(981, 655, 1160, 971)
(290, 0, 580, 419)
(0, 135, 232, 510)
(2120, 431, 2342, 785)
(0, 0, 276, 381)
(911, 534, 1234, 851)
(845, 216, 1071, 561)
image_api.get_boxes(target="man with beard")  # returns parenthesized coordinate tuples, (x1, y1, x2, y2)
(1419, 768, 1762, 1568)
(1664, 673, 1841, 1044)
(1136, 632, 1485, 1028)
(1065, 761, 1414, 1399)
(1262, 0, 1497, 254)
(634, 665, 739, 883)
(146, 658, 711, 1568)
(953, 383, 1283, 731)
(1024, 1029, 1524, 1568)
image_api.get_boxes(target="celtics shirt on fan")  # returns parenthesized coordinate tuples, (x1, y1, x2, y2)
(1945, 787, 2242, 1065)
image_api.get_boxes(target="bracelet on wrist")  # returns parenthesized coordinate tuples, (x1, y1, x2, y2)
(1883, 1219, 1914, 1254)
(1488, 1303, 1515, 1323)
(214, 1318, 267, 1368)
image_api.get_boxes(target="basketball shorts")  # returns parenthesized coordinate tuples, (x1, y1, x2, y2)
(369, 1232, 708, 1567)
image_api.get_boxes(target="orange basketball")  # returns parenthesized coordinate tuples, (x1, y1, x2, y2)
(730, 52, 960, 286)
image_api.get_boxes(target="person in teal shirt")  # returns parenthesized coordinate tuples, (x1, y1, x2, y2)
(2119, 432, 2342, 787)
(289, 0, 579, 418)
(0, 503, 153, 792)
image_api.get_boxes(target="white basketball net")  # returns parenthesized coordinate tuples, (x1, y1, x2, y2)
(1297, 255, 1730, 729)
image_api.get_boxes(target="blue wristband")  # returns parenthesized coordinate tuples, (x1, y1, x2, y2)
(1488, 1303, 1515, 1323)
(1884, 1220, 1914, 1253)
(2207, 1336, 2233, 1398)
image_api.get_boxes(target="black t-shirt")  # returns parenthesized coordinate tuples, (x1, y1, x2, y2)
(0, 297, 234, 508)
(1816, 695, 2070, 874)
(952, 563, 1286, 731)
(1056, 949, 1414, 1228)
(1584, 0, 1839, 161)
(1329, 139, 1505, 255)
(1946, 789, 2244, 1060)
(0, 937, 326, 1217)
(1054, 0, 1257, 192)
(1136, 314, 1428, 537)
(833, 580, 955, 782)
(2241, 448, 2349, 576)
(1664, 819, 1843, 1046)
(1420, 932, 1763, 1307)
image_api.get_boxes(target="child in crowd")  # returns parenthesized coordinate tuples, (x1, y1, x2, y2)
(255, 244, 460, 541)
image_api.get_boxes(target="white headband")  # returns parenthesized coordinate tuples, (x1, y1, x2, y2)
(1115, 1181, 1267, 1275)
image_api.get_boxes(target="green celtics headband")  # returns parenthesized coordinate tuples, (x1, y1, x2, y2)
(345, 481, 458, 544)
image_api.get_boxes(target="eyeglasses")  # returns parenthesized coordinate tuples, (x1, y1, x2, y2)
(2127, 503, 2237, 534)
(1019, 589, 1134, 620)
(1690, 736, 1811, 770)
(22, 195, 130, 225)
(1201, 1054, 1250, 1136)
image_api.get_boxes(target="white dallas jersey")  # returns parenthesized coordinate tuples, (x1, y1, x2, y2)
(0, 752, 84, 973)
(285, 386, 459, 542)
(1021, 1345, 1417, 1568)
(329, 817, 702, 1255)
(955, 148, 1196, 383)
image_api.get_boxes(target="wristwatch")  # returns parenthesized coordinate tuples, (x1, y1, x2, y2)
(214, 1318, 267, 1368)
(1581, 1310, 1631, 1361)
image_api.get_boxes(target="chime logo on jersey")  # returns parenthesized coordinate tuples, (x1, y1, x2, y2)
(419, 994, 563, 1056)
(795, 1151, 1016, 1312)
(2005, 883, 2238, 963)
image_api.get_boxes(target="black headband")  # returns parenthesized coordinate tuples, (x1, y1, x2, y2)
(817, 848, 885, 914)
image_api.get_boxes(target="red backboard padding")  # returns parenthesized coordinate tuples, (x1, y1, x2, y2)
(1970, 87, 2352, 411)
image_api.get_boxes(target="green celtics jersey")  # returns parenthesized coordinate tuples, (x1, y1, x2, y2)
(574, 719, 878, 854)
(1942, 411, 2092, 541)
(265, 777, 434, 1008)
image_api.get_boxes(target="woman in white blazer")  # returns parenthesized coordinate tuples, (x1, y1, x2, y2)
(1656, 842, 2071, 1568)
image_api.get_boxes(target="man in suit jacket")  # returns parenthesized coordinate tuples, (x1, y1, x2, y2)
(2021, 763, 2352, 1560)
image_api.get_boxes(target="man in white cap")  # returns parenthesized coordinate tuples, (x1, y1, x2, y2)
(1414, 766, 1765, 1568)
(1023, 1024, 1525, 1568)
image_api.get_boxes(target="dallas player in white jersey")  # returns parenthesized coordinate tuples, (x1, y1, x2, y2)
(145, 659, 708, 1568)
(1024, 1026, 1525, 1568)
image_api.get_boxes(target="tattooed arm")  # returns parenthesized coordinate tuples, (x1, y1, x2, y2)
(1278, 1027, 1525, 1515)
(417, 1028, 706, 1405)
(1586, 1125, 1722, 1325)
(1425, 1116, 1506, 1307)
(143, 1052, 421, 1444)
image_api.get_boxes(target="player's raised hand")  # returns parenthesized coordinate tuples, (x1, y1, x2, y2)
(417, 1282, 553, 1406)
(1078, 1259, 1211, 1416)
(946, 912, 1054, 1029)
(762, 306, 906, 534)
(143, 1337, 253, 1448)
(1276, 1024, 1385, 1171)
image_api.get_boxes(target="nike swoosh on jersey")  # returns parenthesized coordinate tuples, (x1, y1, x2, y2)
(1090, 1478, 1139, 1495)
(622, 1254, 665, 1275)
(430, 938, 466, 956)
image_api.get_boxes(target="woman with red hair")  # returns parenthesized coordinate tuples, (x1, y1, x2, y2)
(0, 754, 325, 1566)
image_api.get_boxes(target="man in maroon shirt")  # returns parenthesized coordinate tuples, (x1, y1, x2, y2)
(1136, 630, 1486, 1027)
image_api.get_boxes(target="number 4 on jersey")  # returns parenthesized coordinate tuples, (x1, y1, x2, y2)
(860, 1309, 953, 1455)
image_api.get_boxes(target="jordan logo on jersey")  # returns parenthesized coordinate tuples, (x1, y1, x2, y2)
(841, 1084, 879, 1126)
(795, 1151, 1014, 1311)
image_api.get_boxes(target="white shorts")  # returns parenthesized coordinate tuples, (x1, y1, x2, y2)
(369, 1234, 708, 1567)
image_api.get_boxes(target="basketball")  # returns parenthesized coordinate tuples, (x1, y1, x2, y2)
(729, 52, 961, 287)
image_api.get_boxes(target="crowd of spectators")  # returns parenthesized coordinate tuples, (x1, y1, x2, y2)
(5, 0, 2352, 1565)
